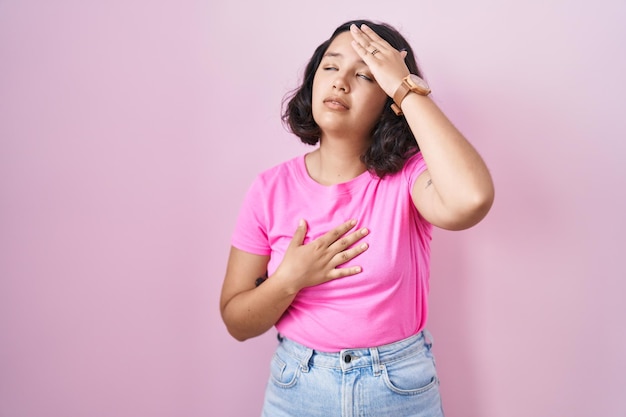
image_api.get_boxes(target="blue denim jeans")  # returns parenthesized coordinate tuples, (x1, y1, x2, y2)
(261, 331, 444, 417)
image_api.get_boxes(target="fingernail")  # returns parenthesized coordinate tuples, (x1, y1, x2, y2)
(299, 219, 305, 226)
(360, 243, 368, 250)
(361, 228, 369, 235)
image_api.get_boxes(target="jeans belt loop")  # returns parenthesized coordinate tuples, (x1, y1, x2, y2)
(370, 347, 382, 376)
(300, 348, 313, 373)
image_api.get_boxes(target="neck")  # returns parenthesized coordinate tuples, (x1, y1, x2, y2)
(306, 138, 369, 185)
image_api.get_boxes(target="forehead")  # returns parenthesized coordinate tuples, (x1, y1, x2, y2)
(322, 32, 362, 62)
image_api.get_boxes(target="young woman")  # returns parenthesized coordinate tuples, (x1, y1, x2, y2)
(220, 19, 494, 417)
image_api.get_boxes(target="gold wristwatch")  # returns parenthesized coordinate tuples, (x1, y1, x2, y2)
(391, 74, 431, 115)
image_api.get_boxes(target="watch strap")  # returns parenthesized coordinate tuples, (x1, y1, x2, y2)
(390, 75, 431, 116)
(391, 79, 411, 116)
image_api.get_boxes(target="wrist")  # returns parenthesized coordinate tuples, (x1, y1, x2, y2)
(269, 270, 302, 297)
(391, 74, 431, 115)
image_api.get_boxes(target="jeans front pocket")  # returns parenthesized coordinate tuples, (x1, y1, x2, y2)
(269, 350, 302, 389)
(381, 350, 439, 396)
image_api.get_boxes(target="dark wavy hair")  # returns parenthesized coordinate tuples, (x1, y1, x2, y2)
(282, 20, 426, 178)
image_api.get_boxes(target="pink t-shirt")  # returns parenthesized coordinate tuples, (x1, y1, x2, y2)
(231, 152, 432, 351)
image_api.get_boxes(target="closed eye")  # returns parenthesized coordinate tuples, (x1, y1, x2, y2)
(358, 73, 373, 82)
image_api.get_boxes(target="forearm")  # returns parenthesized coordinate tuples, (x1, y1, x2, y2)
(403, 94, 494, 220)
(221, 220, 369, 341)
(221, 274, 298, 341)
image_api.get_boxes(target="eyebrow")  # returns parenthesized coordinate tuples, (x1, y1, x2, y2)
(322, 51, 366, 65)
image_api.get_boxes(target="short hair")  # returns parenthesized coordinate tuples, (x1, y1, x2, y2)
(282, 19, 426, 177)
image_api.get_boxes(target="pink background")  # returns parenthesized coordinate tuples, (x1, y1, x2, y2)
(1, 1, 625, 416)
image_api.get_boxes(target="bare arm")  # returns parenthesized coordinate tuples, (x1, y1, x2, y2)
(220, 219, 369, 341)
(404, 95, 494, 230)
(350, 24, 495, 230)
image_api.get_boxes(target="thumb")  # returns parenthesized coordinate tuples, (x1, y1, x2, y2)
(288, 219, 308, 248)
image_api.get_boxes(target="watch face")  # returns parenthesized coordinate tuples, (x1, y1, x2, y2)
(408, 74, 430, 94)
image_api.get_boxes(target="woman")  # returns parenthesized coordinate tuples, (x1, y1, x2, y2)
(220, 19, 494, 416)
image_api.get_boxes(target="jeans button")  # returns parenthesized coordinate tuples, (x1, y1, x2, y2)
(344, 354, 352, 363)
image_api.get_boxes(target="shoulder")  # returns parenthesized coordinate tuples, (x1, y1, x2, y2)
(379, 152, 426, 185)
(256, 155, 302, 182)
(246, 155, 304, 197)
(401, 152, 427, 184)
(402, 152, 426, 172)
(247, 155, 301, 186)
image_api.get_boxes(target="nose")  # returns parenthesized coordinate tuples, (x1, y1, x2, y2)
(332, 73, 349, 93)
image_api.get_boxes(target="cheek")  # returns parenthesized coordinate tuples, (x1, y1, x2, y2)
(311, 77, 327, 122)
(363, 95, 388, 120)
(311, 73, 326, 103)
(372, 89, 389, 109)
(310, 87, 321, 121)
(311, 80, 320, 104)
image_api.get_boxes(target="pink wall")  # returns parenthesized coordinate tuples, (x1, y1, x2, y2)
(1, 1, 625, 416)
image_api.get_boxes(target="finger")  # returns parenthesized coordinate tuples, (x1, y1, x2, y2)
(317, 219, 358, 247)
(360, 24, 391, 49)
(288, 219, 308, 248)
(327, 264, 363, 280)
(350, 39, 369, 57)
(349, 24, 380, 55)
(332, 241, 369, 268)
(349, 23, 370, 41)
(329, 226, 369, 252)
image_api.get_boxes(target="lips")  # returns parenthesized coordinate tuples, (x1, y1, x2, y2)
(323, 96, 349, 110)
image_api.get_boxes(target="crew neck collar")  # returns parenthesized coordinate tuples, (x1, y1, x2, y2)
(294, 154, 374, 194)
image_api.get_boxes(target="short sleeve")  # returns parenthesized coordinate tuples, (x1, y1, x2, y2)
(230, 177, 271, 255)
(403, 152, 428, 189)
